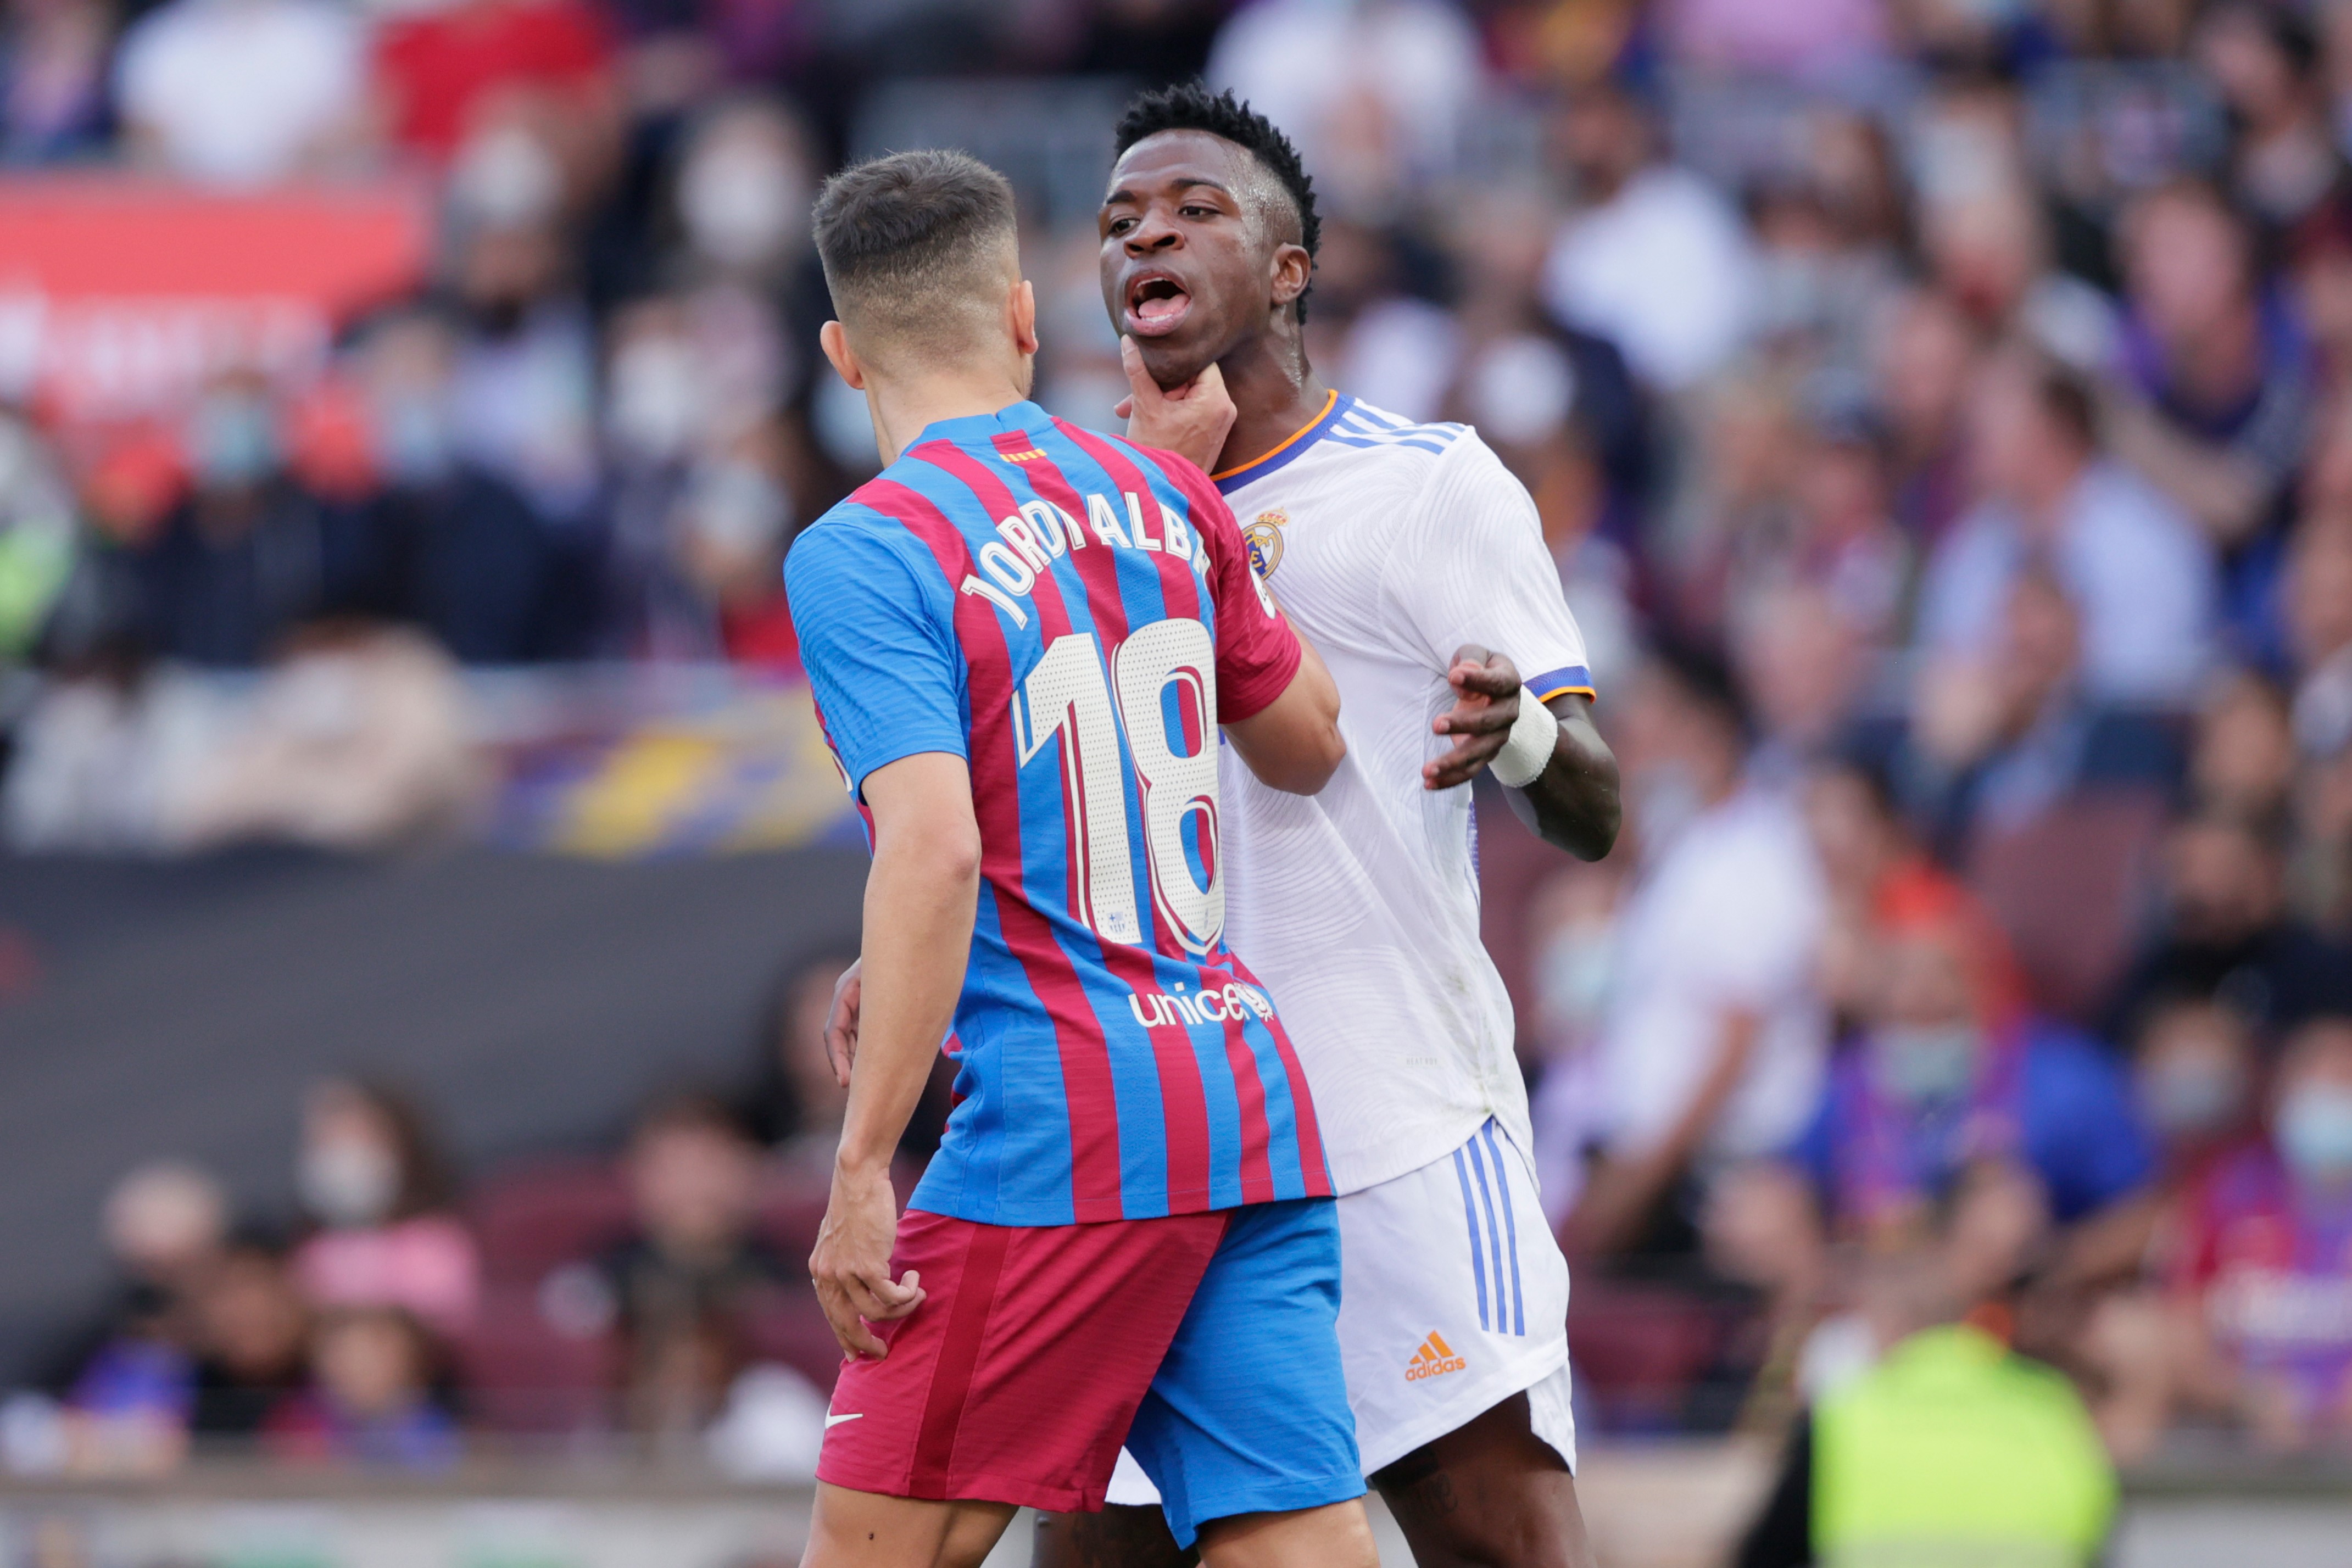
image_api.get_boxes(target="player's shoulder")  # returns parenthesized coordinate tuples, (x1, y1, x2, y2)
(1314, 399, 1523, 504)
(1043, 415, 1213, 505)
(783, 494, 941, 599)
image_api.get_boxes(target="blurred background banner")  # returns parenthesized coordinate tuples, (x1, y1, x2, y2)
(0, 176, 434, 423)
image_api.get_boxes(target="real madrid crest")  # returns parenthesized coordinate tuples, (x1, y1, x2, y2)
(1242, 511, 1287, 580)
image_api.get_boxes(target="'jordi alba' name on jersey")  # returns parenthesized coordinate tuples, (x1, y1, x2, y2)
(785, 401, 1330, 1227)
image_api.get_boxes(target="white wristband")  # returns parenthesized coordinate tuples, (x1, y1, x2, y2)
(1488, 690, 1558, 789)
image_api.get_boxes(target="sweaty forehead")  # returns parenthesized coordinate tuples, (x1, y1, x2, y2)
(1107, 130, 1298, 244)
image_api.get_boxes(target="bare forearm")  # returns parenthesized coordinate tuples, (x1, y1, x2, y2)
(1505, 696, 1620, 861)
(839, 828, 977, 1173)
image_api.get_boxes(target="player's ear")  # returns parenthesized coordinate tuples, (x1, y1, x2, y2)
(819, 320, 866, 390)
(1011, 278, 1039, 359)
(1268, 242, 1312, 311)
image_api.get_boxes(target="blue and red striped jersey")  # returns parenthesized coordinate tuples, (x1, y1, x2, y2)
(785, 401, 1332, 1226)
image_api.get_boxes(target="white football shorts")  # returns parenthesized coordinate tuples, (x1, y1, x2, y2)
(1107, 1117, 1575, 1506)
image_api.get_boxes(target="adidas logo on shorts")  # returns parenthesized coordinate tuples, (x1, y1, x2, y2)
(1405, 1331, 1466, 1382)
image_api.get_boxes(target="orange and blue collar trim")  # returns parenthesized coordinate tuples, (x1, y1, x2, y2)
(1213, 390, 1348, 494)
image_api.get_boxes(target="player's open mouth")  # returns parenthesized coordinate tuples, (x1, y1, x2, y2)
(1125, 274, 1192, 337)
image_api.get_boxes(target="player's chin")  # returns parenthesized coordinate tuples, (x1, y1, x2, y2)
(1126, 328, 1214, 391)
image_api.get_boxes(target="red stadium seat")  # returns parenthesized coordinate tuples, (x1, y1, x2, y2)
(457, 1284, 617, 1435)
(469, 1156, 635, 1287)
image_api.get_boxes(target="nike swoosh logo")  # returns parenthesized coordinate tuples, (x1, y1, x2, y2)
(824, 1411, 864, 1429)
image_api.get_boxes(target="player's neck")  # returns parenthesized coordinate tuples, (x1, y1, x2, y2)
(863, 372, 1033, 466)
(1212, 333, 1329, 478)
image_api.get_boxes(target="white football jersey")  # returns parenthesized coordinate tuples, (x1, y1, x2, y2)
(1216, 394, 1593, 1195)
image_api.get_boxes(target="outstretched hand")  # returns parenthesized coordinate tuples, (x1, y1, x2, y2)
(1424, 644, 1525, 791)
(1118, 336, 1235, 475)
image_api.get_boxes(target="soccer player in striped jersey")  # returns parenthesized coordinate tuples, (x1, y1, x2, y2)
(786, 150, 1380, 1568)
(1039, 87, 1625, 1568)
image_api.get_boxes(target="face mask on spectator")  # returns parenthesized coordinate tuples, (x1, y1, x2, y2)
(2141, 1054, 2244, 1138)
(374, 395, 456, 486)
(453, 124, 563, 231)
(1874, 1022, 1980, 1102)
(681, 141, 808, 270)
(608, 337, 706, 464)
(2277, 1086, 2352, 1185)
(1535, 923, 1612, 1037)
(298, 1137, 401, 1227)
(187, 390, 280, 489)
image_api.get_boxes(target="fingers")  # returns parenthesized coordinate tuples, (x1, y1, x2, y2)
(1449, 662, 1523, 700)
(1119, 336, 1160, 408)
(1430, 700, 1515, 738)
(864, 1269, 926, 1321)
(1113, 395, 1134, 418)
(1422, 737, 1506, 790)
(816, 1282, 890, 1359)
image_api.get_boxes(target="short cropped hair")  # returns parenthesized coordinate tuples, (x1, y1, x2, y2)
(811, 149, 1018, 356)
(1114, 83, 1320, 322)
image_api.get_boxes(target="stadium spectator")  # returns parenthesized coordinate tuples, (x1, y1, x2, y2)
(1566, 643, 1827, 1261)
(265, 1304, 460, 1469)
(2191, 4, 2344, 234)
(2188, 669, 2300, 824)
(0, 411, 79, 663)
(1771, 906, 2153, 1252)
(113, 0, 367, 185)
(116, 371, 376, 668)
(1872, 287, 1981, 550)
(2151, 1014, 2352, 1451)
(350, 309, 562, 663)
(0, 0, 114, 161)
(2103, 809, 2352, 1046)
(291, 1079, 480, 1339)
(187, 1238, 310, 1442)
(1918, 348, 2216, 707)
(2105, 180, 2317, 665)
(1205, 0, 1482, 215)
(596, 1095, 795, 1443)
(1734, 1243, 2117, 1568)
(1541, 79, 1757, 393)
(1899, 570, 2181, 856)
(45, 1162, 227, 1474)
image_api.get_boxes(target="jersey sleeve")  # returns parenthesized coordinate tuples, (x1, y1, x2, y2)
(1167, 457, 1302, 723)
(1384, 436, 1594, 702)
(783, 514, 967, 799)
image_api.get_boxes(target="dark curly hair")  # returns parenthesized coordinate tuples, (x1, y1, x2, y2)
(1113, 82, 1320, 323)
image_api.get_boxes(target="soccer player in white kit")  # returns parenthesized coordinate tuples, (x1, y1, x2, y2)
(1059, 86, 1624, 1567)
(818, 85, 1621, 1568)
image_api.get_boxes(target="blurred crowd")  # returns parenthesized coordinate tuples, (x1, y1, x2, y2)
(0, 947, 912, 1475)
(4, 0, 2352, 1478)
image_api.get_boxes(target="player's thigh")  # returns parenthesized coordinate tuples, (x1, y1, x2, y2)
(1125, 1197, 1366, 1551)
(1370, 1392, 1595, 1568)
(1336, 1120, 1575, 1478)
(803, 1481, 1017, 1568)
(1028, 1504, 1197, 1568)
